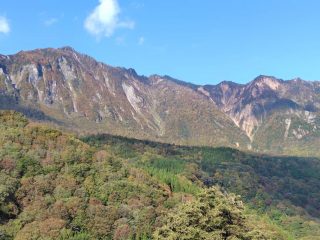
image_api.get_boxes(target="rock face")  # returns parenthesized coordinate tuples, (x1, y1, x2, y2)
(203, 76, 320, 155)
(0, 47, 249, 148)
(0, 47, 320, 156)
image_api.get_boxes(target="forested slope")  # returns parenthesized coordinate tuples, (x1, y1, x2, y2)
(0, 111, 319, 239)
(83, 134, 320, 239)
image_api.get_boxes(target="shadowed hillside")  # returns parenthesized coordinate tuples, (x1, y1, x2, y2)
(83, 133, 320, 239)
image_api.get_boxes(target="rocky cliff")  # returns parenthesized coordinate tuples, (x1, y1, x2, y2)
(1, 47, 319, 156)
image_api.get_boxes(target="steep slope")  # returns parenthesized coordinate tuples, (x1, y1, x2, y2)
(202, 76, 320, 155)
(1, 47, 320, 156)
(0, 47, 249, 148)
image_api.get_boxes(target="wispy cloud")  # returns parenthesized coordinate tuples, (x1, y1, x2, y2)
(138, 36, 145, 45)
(0, 16, 10, 34)
(84, 0, 134, 38)
(44, 17, 58, 27)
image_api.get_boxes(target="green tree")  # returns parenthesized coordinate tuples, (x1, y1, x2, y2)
(153, 187, 268, 240)
(0, 172, 19, 219)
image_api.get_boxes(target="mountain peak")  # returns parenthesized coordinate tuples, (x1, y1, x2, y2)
(216, 80, 244, 88)
(59, 46, 76, 52)
(252, 75, 279, 82)
(250, 75, 282, 90)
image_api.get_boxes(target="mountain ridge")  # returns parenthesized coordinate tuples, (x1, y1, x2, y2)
(1, 46, 319, 156)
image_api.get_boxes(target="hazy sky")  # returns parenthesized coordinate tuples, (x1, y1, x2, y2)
(1, 0, 320, 84)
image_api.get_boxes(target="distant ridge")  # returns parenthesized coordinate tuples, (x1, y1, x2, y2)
(0, 47, 319, 157)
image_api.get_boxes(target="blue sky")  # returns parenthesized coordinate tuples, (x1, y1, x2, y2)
(0, 0, 320, 84)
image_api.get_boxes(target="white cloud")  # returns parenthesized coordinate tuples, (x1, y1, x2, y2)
(44, 18, 58, 26)
(84, 0, 134, 38)
(0, 16, 10, 34)
(138, 36, 145, 45)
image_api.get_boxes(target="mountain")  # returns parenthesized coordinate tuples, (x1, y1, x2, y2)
(0, 47, 249, 149)
(0, 47, 319, 156)
(203, 76, 320, 155)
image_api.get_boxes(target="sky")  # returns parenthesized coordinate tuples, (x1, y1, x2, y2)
(1, 0, 320, 85)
